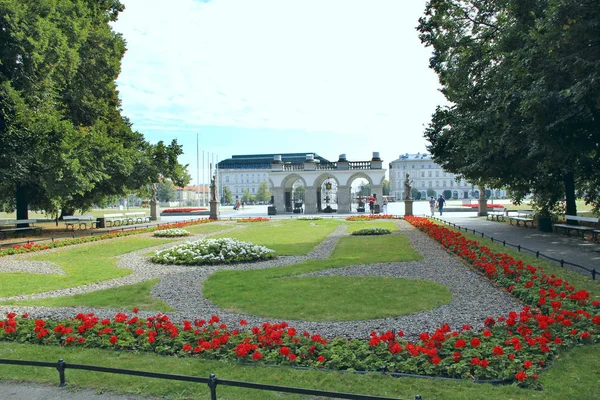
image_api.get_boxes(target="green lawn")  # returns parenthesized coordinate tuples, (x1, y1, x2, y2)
(0, 342, 597, 400)
(2, 280, 175, 312)
(0, 237, 174, 299)
(203, 234, 434, 321)
(214, 219, 343, 255)
(184, 222, 238, 235)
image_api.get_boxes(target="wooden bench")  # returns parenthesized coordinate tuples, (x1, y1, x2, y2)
(103, 213, 128, 227)
(508, 210, 536, 227)
(0, 219, 42, 239)
(554, 215, 599, 241)
(124, 212, 150, 224)
(63, 216, 97, 231)
(486, 208, 507, 222)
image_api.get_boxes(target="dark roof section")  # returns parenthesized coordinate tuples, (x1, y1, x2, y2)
(218, 153, 330, 170)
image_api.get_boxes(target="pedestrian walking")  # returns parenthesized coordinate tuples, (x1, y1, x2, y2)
(429, 196, 436, 217)
(437, 195, 446, 216)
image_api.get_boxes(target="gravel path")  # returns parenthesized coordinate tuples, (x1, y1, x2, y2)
(0, 220, 522, 341)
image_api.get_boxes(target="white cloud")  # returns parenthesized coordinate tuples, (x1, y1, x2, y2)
(113, 0, 444, 143)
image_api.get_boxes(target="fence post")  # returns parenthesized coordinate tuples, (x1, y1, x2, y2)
(560, 259, 564, 268)
(56, 359, 66, 387)
(592, 269, 596, 280)
(208, 373, 218, 400)
(517, 245, 521, 252)
(536, 251, 539, 258)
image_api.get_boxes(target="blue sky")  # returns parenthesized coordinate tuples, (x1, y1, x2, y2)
(112, 0, 445, 185)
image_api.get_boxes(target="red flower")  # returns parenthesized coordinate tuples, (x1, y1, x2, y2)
(252, 351, 262, 360)
(109, 335, 118, 345)
(280, 347, 290, 356)
(240, 319, 248, 325)
(479, 359, 489, 369)
(580, 331, 591, 339)
(515, 371, 528, 382)
(492, 346, 504, 356)
(470, 338, 481, 348)
(523, 360, 533, 369)
(132, 308, 139, 313)
(317, 355, 326, 363)
(289, 354, 297, 361)
(182, 343, 192, 352)
(454, 339, 466, 349)
(431, 356, 442, 365)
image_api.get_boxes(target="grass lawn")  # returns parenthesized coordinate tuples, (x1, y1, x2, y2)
(0, 342, 597, 400)
(1, 280, 175, 312)
(0, 237, 174, 299)
(213, 219, 342, 255)
(203, 234, 436, 321)
(184, 221, 238, 235)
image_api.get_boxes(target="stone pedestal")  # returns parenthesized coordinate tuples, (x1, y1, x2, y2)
(477, 197, 488, 217)
(404, 199, 414, 216)
(209, 200, 219, 220)
(150, 200, 160, 221)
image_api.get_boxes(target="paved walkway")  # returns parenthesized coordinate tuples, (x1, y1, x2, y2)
(437, 213, 600, 280)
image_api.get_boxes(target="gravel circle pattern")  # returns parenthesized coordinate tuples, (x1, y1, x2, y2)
(0, 220, 523, 341)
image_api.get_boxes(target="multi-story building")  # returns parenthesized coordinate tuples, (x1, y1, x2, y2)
(217, 153, 330, 203)
(389, 153, 506, 200)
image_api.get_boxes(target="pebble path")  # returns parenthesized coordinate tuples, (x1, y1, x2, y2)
(0, 220, 523, 341)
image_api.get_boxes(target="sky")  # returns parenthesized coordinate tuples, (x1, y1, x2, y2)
(111, 0, 446, 185)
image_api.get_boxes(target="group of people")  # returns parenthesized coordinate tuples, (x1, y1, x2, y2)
(429, 195, 446, 216)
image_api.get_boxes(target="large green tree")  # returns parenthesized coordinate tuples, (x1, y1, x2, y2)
(0, 0, 187, 221)
(255, 181, 271, 203)
(418, 0, 600, 215)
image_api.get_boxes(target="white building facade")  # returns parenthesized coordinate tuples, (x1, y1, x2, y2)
(389, 153, 506, 201)
(217, 153, 330, 203)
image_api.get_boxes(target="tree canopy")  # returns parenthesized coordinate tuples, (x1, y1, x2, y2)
(418, 0, 600, 214)
(0, 0, 189, 219)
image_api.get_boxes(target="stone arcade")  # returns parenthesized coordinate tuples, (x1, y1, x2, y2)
(268, 153, 386, 215)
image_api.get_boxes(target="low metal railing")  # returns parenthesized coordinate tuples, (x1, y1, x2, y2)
(0, 358, 422, 400)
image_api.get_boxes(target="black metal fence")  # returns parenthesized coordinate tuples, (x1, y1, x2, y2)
(0, 358, 422, 400)
(431, 217, 598, 280)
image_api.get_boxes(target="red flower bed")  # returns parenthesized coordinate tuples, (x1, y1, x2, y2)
(1, 217, 598, 387)
(463, 204, 507, 209)
(345, 214, 399, 221)
(237, 217, 270, 223)
(162, 208, 208, 213)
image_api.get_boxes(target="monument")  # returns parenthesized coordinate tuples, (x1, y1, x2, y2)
(209, 173, 219, 220)
(403, 174, 414, 216)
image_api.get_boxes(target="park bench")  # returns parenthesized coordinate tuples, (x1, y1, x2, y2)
(508, 210, 536, 228)
(486, 208, 507, 222)
(63, 216, 97, 231)
(124, 212, 150, 224)
(103, 213, 129, 227)
(0, 219, 42, 239)
(554, 215, 599, 241)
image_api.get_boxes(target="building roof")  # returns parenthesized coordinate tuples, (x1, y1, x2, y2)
(218, 153, 330, 170)
(390, 153, 432, 163)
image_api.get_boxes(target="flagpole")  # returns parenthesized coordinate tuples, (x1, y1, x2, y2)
(196, 133, 200, 207)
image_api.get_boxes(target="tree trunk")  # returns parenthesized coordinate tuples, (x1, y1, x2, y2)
(16, 185, 29, 227)
(564, 171, 577, 223)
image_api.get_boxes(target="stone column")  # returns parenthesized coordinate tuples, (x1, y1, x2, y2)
(336, 185, 351, 214)
(271, 187, 285, 214)
(304, 186, 318, 214)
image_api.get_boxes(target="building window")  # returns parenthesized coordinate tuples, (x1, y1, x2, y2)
(435, 171, 439, 177)
(428, 171, 432, 177)
(421, 172, 425, 177)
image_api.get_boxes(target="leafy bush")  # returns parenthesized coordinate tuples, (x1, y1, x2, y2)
(153, 229, 190, 237)
(151, 238, 276, 265)
(351, 228, 391, 236)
